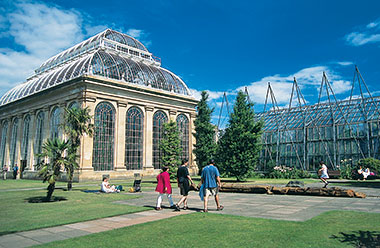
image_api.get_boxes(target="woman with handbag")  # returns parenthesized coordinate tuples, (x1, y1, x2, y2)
(174, 159, 194, 211)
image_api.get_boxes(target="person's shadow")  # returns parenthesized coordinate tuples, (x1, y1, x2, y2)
(330, 230, 380, 247)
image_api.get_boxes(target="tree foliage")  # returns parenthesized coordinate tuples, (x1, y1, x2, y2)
(193, 91, 217, 173)
(160, 120, 181, 179)
(216, 91, 263, 181)
(36, 138, 70, 200)
(62, 107, 93, 190)
(358, 157, 380, 173)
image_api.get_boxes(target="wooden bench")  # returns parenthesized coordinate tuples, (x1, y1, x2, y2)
(318, 170, 340, 178)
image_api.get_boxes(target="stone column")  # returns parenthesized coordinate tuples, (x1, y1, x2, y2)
(79, 97, 96, 173)
(15, 114, 23, 179)
(59, 103, 67, 140)
(169, 109, 177, 122)
(42, 107, 50, 143)
(115, 101, 127, 171)
(189, 112, 198, 174)
(144, 106, 154, 169)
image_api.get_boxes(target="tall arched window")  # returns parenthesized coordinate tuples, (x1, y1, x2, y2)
(35, 112, 45, 164)
(93, 102, 115, 171)
(9, 118, 19, 167)
(50, 107, 61, 139)
(21, 115, 31, 166)
(125, 107, 144, 170)
(0, 121, 8, 166)
(153, 111, 168, 169)
(176, 114, 189, 161)
(68, 101, 79, 109)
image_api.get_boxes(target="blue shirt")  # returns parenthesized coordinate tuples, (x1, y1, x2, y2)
(201, 165, 220, 188)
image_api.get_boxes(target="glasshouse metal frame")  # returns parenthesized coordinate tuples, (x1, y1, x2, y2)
(255, 67, 380, 171)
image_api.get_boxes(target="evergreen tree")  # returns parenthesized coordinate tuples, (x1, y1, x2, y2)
(193, 91, 217, 173)
(216, 91, 263, 181)
(160, 120, 181, 179)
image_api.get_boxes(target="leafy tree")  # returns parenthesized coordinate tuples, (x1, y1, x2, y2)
(62, 107, 93, 190)
(160, 120, 181, 179)
(216, 91, 263, 181)
(193, 91, 217, 173)
(358, 157, 380, 173)
(36, 138, 70, 201)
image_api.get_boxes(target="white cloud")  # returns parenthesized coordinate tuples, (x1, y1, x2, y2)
(189, 88, 225, 101)
(126, 28, 152, 47)
(0, 2, 84, 95)
(331, 80, 352, 94)
(0, 2, 151, 97)
(336, 61, 354, 66)
(345, 18, 380, 46)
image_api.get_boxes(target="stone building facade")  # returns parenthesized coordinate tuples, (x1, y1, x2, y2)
(0, 29, 198, 181)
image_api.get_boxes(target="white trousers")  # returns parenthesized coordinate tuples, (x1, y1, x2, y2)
(156, 193, 174, 208)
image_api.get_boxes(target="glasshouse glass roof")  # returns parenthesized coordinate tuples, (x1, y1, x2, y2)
(0, 29, 192, 107)
(256, 97, 380, 131)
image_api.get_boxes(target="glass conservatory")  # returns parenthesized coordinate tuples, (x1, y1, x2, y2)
(0, 29, 198, 181)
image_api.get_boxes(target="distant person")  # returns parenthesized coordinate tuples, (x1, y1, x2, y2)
(200, 159, 224, 212)
(358, 166, 370, 181)
(13, 164, 19, 179)
(318, 161, 329, 188)
(101, 176, 120, 193)
(2, 165, 8, 180)
(175, 159, 194, 211)
(155, 167, 174, 210)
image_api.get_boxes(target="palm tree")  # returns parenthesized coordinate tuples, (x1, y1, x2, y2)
(63, 107, 93, 190)
(37, 138, 69, 201)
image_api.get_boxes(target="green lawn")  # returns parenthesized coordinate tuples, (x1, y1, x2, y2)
(39, 211, 380, 248)
(0, 186, 148, 235)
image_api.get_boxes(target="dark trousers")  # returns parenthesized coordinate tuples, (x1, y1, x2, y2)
(13, 170, 17, 179)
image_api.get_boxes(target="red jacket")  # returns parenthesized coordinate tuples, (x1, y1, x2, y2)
(155, 171, 172, 194)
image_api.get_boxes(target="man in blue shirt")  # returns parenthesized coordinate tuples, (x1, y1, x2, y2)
(200, 159, 224, 212)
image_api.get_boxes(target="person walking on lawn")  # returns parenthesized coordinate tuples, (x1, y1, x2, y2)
(174, 159, 195, 211)
(200, 159, 224, 212)
(155, 166, 175, 210)
(318, 161, 329, 188)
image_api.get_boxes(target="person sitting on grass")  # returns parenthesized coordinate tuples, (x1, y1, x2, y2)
(101, 176, 120, 193)
(358, 166, 371, 181)
(318, 161, 329, 188)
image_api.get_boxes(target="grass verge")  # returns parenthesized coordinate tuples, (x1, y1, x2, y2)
(38, 211, 380, 248)
(0, 186, 148, 235)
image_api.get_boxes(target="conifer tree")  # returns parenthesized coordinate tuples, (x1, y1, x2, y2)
(216, 91, 263, 181)
(193, 91, 217, 173)
(160, 120, 181, 179)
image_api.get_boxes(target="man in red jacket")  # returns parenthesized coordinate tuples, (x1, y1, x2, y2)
(155, 167, 175, 210)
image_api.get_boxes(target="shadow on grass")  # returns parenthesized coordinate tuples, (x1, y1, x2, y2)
(25, 196, 67, 203)
(331, 230, 380, 247)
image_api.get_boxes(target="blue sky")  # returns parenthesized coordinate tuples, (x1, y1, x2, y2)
(0, 0, 380, 125)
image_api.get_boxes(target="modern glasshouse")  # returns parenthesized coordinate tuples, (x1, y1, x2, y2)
(256, 72, 380, 171)
(0, 29, 198, 181)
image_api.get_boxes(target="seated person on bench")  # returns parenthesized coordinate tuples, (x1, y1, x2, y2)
(101, 177, 120, 193)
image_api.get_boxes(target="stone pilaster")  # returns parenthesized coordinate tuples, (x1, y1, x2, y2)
(4, 118, 12, 167)
(15, 115, 23, 178)
(169, 109, 177, 122)
(144, 106, 154, 169)
(79, 99, 96, 173)
(28, 112, 36, 171)
(115, 101, 127, 171)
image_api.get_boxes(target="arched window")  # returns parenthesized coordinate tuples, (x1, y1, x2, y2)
(0, 121, 8, 166)
(153, 111, 168, 169)
(50, 107, 61, 139)
(176, 114, 189, 161)
(21, 115, 31, 166)
(92, 102, 115, 171)
(35, 112, 45, 164)
(9, 118, 19, 167)
(125, 107, 144, 170)
(68, 101, 79, 109)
